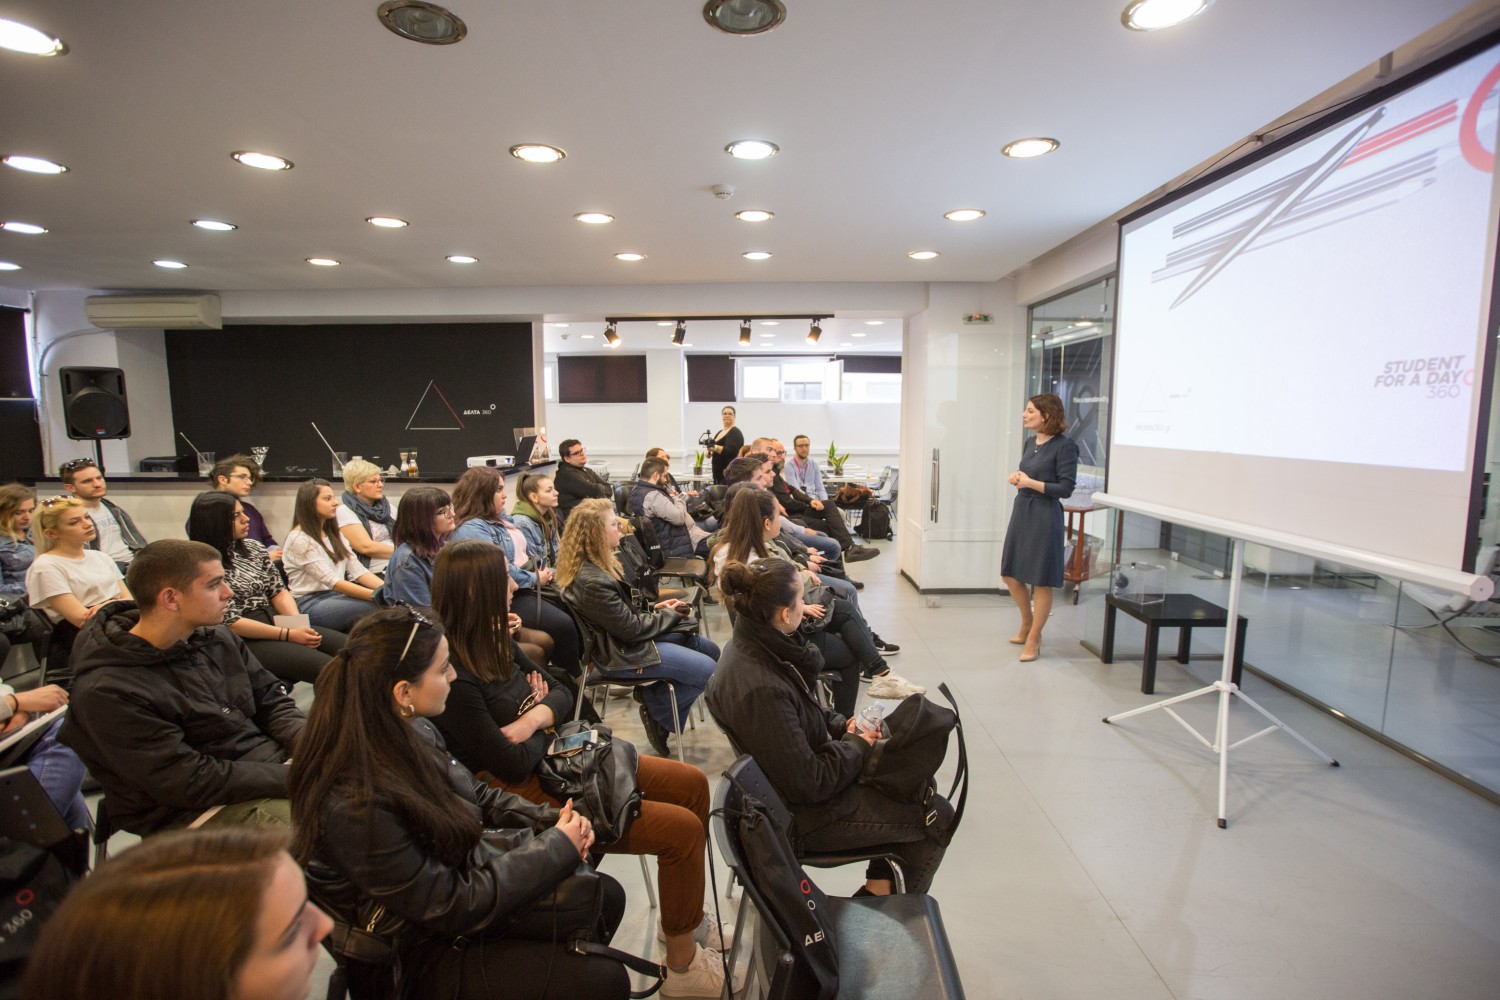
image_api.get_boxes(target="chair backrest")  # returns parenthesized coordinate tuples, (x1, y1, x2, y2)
(613, 483, 631, 516)
(877, 468, 899, 503)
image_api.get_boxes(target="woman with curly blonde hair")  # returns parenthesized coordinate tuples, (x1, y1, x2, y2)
(557, 499, 719, 757)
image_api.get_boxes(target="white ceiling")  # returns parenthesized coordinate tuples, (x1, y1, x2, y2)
(0, 0, 1472, 296)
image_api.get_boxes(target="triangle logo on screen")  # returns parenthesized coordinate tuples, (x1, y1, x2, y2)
(405, 380, 466, 431)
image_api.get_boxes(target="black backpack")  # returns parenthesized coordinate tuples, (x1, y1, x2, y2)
(860, 502, 892, 540)
(858, 683, 968, 847)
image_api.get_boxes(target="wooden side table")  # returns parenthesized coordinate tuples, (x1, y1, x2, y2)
(1062, 504, 1101, 603)
(1101, 592, 1247, 694)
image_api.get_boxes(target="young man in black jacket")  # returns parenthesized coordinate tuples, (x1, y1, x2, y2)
(553, 438, 614, 518)
(60, 539, 305, 834)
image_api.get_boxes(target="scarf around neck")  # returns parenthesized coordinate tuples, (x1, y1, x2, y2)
(342, 490, 394, 526)
(733, 609, 824, 686)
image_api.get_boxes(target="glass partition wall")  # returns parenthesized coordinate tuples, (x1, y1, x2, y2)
(1030, 280, 1500, 801)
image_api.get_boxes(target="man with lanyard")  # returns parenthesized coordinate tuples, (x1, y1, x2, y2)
(61, 458, 147, 574)
(784, 435, 828, 501)
(762, 439, 878, 563)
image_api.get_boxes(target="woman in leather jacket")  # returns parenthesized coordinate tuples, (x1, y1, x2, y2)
(556, 499, 720, 757)
(430, 540, 733, 997)
(288, 606, 630, 999)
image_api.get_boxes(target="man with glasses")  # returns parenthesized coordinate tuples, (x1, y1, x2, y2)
(554, 438, 613, 519)
(61, 540, 305, 833)
(203, 455, 281, 562)
(60, 458, 147, 573)
(760, 439, 879, 563)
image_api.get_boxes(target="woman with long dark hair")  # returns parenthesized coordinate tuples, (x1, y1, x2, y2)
(557, 499, 720, 757)
(1000, 393, 1079, 661)
(282, 479, 382, 632)
(289, 607, 629, 999)
(380, 486, 457, 607)
(430, 540, 732, 996)
(187, 491, 345, 686)
(706, 559, 948, 896)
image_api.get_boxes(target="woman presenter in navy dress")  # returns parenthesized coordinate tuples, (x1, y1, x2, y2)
(1000, 393, 1078, 662)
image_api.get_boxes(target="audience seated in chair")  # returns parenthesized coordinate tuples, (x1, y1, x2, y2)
(337, 460, 395, 575)
(510, 472, 563, 573)
(187, 491, 346, 688)
(706, 557, 947, 895)
(59, 458, 146, 574)
(557, 499, 720, 758)
(60, 540, 305, 834)
(379, 487, 457, 607)
(554, 438, 613, 519)
(631, 457, 711, 559)
(205, 454, 283, 562)
(282, 479, 383, 633)
(0, 484, 37, 595)
(429, 542, 735, 997)
(289, 607, 632, 1000)
(759, 438, 879, 563)
(25, 496, 132, 689)
(23, 826, 334, 1000)
(0, 678, 88, 831)
(726, 453, 843, 565)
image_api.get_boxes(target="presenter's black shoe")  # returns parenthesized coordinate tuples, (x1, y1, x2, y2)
(845, 545, 880, 562)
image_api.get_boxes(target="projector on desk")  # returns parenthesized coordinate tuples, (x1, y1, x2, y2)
(141, 455, 195, 473)
(466, 455, 514, 469)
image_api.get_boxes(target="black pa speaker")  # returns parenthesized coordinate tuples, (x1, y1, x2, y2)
(60, 366, 131, 440)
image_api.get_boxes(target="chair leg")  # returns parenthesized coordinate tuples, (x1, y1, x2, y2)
(664, 681, 685, 764)
(639, 855, 658, 909)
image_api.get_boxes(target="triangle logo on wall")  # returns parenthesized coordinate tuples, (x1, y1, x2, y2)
(405, 380, 466, 431)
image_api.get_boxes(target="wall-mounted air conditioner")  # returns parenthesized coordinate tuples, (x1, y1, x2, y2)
(84, 294, 222, 330)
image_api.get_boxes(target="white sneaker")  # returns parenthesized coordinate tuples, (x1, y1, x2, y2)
(867, 672, 926, 699)
(660, 943, 743, 997)
(656, 911, 735, 952)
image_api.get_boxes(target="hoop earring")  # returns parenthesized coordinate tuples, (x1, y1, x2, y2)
(399, 703, 415, 719)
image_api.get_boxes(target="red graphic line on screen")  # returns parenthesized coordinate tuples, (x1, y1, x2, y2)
(430, 382, 465, 430)
(1460, 62, 1500, 172)
(1341, 100, 1458, 168)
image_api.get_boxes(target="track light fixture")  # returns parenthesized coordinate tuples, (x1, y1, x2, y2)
(603, 321, 620, 348)
(672, 320, 687, 347)
(739, 320, 753, 346)
(806, 320, 822, 345)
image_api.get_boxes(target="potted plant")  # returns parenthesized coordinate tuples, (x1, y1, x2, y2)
(693, 449, 706, 475)
(826, 441, 850, 476)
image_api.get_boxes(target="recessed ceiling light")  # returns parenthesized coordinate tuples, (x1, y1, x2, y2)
(703, 0, 786, 35)
(742, 251, 772, 260)
(2, 155, 66, 175)
(1, 221, 47, 235)
(725, 139, 779, 160)
(944, 209, 986, 222)
(1121, 0, 1212, 31)
(551, 323, 571, 328)
(614, 252, 646, 261)
(152, 259, 188, 269)
(852, 332, 867, 338)
(446, 254, 478, 264)
(1002, 137, 1059, 159)
(0, 18, 67, 56)
(306, 257, 341, 267)
(841, 342, 853, 347)
(657, 322, 674, 327)
(377, 1, 468, 44)
(510, 144, 566, 163)
(735, 209, 774, 222)
(682, 343, 695, 347)
(0, 262, 21, 271)
(367, 216, 408, 228)
(760, 320, 779, 326)
(574, 212, 614, 224)
(759, 334, 774, 339)
(232, 151, 293, 171)
(192, 219, 237, 231)
(907, 250, 940, 260)
(865, 320, 884, 325)
(581, 333, 596, 339)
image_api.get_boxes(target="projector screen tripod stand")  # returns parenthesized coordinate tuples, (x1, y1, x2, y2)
(1103, 538, 1339, 829)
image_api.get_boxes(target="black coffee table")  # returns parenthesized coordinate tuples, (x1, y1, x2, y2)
(1101, 593, 1247, 694)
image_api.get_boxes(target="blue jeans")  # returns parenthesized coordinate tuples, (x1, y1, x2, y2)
(817, 573, 859, 606)
(295, 591, 378, 632)
(608, 632, 720, 734)
(792, 527, 841, 562)
(28, 718, 90, 830)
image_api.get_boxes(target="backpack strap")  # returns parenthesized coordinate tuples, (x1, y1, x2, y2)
(569, 940, 667, 997)
(936, 683, 969, 839)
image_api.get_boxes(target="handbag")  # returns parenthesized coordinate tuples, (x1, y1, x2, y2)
(535, 721, 643, 846)
(798, 585, 837, 634)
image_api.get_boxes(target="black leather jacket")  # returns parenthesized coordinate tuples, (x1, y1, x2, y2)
(303, 719, 578, 953)
(563, 561, 682, 670)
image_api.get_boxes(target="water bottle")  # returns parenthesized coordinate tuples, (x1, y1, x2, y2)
(857, 703, 884, 737)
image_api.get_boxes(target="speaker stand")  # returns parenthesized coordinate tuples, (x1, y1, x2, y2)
(91, 438, 105, 475)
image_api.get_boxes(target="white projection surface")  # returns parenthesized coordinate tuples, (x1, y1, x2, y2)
(1111, 41, 1500, 572)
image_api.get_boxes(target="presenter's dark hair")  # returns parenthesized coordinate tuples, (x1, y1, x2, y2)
(126, 540, 222, 611)
(187, 491, 248, 567)
(718, 558, 800, 625)
(1030, 393, 1068, 435)
(21, 826, 291, 1000)
(392, 486, 452, 561)
(291, 478, 350, 561)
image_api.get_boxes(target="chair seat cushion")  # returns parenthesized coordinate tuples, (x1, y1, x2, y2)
(826, 894, 963, 999)
(660, 557, 708, 578)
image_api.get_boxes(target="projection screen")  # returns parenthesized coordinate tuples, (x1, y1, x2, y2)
(1111, 36, 1500, 572)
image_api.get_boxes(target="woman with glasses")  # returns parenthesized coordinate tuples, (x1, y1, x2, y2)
(709, 406, 742, 486)
(187, 491, 346, 687)
(26, 496, 131, 685)
(289, 607, 630, 1000)
(379, 487, 457, 608)
(205, 455, 282, 561)
(557, 499, 720, 757)
(337, 460, 395, 575)
(282, 480, 383, 633)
